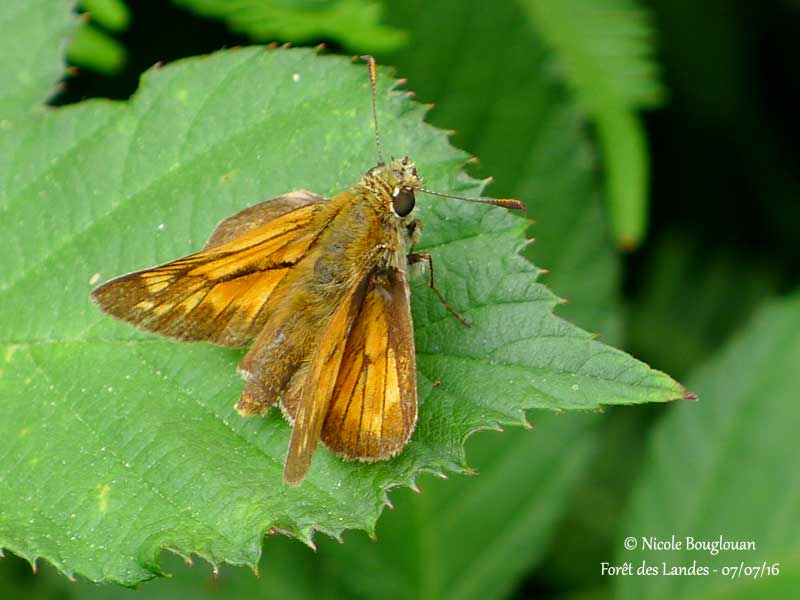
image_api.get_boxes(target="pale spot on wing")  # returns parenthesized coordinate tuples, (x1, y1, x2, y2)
(321, 270, 417, 461)
(177, 289, 207, 313)
(363, 356, 385, 453)
(147, 280, 169, 293)
(93, 200, 326, 350)
(360, 301, 388, 453)
(182, 269, 290, 324)
(383, 349, 402, 432)
(202, 279, 248, 313)
(134, 300, 155, 311)
(153, 303, 172, 317)
(230, 269, 289, 322)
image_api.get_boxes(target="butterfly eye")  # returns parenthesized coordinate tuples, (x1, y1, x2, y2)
(392, 188, 416, 217)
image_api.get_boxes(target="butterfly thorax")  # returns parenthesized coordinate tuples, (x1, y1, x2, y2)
(349, 156, 421, 267)
(279, 158, 419, 311)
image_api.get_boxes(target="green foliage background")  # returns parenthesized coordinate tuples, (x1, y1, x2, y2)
(1, 0, 798, 599)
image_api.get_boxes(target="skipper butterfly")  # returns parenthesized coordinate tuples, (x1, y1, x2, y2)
(91, 56, 523, 484)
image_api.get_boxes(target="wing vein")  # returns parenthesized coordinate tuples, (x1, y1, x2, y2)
(358, 357, 368, 451)
(380, 331, 389, 445)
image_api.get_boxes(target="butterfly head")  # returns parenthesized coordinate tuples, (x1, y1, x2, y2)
(363, 157, 422, 218)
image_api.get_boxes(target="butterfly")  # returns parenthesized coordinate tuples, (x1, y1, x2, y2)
(91, 56, 523, 484)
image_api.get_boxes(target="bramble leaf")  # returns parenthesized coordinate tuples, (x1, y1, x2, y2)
(0, 0, 75, 118)
(0, 10, 684, 586)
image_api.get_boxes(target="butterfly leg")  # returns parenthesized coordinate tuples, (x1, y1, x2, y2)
(408, 252, 471, 327)
(406, 219, 422, 250)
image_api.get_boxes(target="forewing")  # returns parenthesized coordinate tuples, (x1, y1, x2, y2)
(321, 269, 417, 462)
(91, 197, 326, 347)
(204, 190, 322, 248)
(283, 277, 369, 484)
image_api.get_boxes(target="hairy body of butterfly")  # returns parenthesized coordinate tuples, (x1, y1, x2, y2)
(92, 158, 423, 484)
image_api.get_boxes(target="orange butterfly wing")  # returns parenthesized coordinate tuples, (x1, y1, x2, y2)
(282, 276, 370, 484)
(91, 191, 327, 347)
(283, 268, 417, 483)
(322, 268, 417, 461)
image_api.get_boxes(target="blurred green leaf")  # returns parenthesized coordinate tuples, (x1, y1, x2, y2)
(594, 109, 648, 251)
(80, 0, 130, 32)
(518, 0, 665, 249)
(520, 0, 664, 109)
(625, 232, 780, 379)
(0, 541, 318, 599)
(174, 0, 407, 53)
(67, 22, 127, 75)
(385, 0, 622, 342)
(0, 554, 65, 600)
(617, 293, 800, 600)
(537, 407, 654, 592)
(0, 2, 685, 587)
(0, 0, 76, 118)
(315, 415, 600, 600)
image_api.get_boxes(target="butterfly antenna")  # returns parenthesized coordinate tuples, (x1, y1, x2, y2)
(419, 188, 525, 210)
(361, 55, 385, 165)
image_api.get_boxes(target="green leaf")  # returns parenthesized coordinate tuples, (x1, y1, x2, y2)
(377, 3, 634, 587)
(385, 0, 622, 342)
(0, 42, 685, 586)
(520, 0, 663, 110)
(616, 293, 800, 600)
(174, 0, 408, 54)
(0, 541, 318, 599)
(9, 1, 626, 593)
(67, 0, 130, 76)
(67, 22, 127, 75)
(625, 231, 780, 379)
(0, 0, 76, 119)
(519, 0, 665, 249)
(4, 1, 625, 595)
(80, 0, 130, 32)
(337, 1, 628, 592)
(595, 109, 648, 250)
(2, 419, 602, 600)
(537, 407, 654, 591)
(315, 414, 601, 600)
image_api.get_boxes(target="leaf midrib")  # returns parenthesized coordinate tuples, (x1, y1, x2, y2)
(418, 352, 677, 396)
